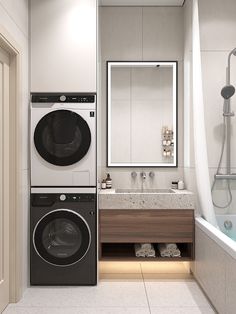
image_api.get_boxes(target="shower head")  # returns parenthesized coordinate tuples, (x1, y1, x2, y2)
(221, 85, 235, 100)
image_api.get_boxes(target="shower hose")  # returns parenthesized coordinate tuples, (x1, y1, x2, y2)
(211, 116, 233, 209)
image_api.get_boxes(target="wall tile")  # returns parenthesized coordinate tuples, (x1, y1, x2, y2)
(100, 7, 142, 61)
(100, 167, 183, 189)
(201, 51, 236, 168)
(143, 7, 184, 61)
(99, 7, 184, 187)
(199, 0, 236, 51)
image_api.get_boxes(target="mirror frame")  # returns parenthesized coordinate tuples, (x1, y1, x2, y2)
(107, 61, 178, 168)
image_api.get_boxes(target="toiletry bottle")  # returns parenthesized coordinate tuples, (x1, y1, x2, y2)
(101, 179, 106, 189)
(105, 173, 112, 189)
(178, 180, 185, 190)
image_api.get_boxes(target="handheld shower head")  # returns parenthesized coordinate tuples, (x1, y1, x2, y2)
(221, 85, 235, 100)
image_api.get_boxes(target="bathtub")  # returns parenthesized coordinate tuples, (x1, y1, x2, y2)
(216, 214, 236, 242)
(194, 216, 236, 313)
(196, 215, 236, 259)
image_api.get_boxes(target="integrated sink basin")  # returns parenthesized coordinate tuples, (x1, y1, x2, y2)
(115, 189, 175, 194)
(99, 188, 194, 210)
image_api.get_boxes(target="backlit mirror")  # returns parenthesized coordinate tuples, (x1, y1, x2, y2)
(107, 61, 178, 167)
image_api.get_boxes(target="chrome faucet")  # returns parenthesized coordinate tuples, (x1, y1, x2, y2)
(140, 172, 146, 180)
(131, 171, 137, 179)
(149, 171, 155, 178)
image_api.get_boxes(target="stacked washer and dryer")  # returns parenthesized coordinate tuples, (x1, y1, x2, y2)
(30, 93, 97, 285)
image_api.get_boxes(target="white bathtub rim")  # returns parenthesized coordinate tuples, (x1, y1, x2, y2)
(195, 216, 236, 260)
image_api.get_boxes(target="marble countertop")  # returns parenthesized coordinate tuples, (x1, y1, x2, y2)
(99, 189, 195, 210)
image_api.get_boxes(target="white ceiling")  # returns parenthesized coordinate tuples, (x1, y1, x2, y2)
(99, 0, 185, 6)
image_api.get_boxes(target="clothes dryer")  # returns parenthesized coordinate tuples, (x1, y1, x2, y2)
(30, 187, 97, 285)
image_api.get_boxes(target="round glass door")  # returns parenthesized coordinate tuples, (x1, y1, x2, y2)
(33, 209, 91, 266)
(34, 110, 91, 166)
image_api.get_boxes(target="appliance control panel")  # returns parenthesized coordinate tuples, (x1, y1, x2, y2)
(31, 93, 95, 103)
(58, 194, 95, 202)
(31, 193, 96, 206)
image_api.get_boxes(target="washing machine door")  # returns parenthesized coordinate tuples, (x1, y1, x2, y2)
(33, 209, 91, 266)
(34, 110, 91, 166)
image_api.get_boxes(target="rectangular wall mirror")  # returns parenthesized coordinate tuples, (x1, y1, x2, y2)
(107, 61, 178, 167)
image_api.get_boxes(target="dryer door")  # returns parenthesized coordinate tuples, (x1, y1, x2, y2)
(33, 209, 91, 266)
(34, 110, 91, 166)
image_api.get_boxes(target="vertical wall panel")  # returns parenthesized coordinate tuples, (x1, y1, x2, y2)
(31, 0, 97, 93)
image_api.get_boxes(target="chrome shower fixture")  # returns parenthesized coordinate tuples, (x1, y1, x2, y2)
(221, 48, 236, 116)
(226, 47, 236, 85)
(221, 85, 235, 100)
(221, 85, 235, 116)
(212, 48, 236, 209)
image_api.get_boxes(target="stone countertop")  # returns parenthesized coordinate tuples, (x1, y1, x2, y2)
(99, 189, 195, 210)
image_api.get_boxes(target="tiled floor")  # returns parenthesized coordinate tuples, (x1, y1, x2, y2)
(3, 262, 216, 314)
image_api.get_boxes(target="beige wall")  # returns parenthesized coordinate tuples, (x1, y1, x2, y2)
(30, 0, 97, 93)
(199, 0, 236, 214)
(184, 0, 236, 213)
(0, 0, 29, 291)
(183, 0, 196, 197)
(99, 6, 184, 189)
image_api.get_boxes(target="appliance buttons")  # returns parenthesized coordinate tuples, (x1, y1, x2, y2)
(60, 194, 66, 201)
(90, 211, 95, 215)
(60, 95, 66, 102)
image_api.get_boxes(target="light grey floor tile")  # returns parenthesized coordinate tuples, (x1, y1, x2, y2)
(150, 306, 216, 314)
(4, 306, 150, 314)
(14, 282, 148, 308)
(145, 281, 210, 307)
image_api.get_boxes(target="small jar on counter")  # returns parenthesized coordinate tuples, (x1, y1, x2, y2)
(101, 179, 106, 189)
(171, 181, 178, 189)
(178, 180, 185, 190)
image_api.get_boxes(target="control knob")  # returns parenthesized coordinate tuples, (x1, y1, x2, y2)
(60, 194, 66, 201)
(60, 95, 66, 102)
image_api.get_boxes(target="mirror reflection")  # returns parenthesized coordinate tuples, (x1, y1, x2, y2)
(107, 61, 178, 167)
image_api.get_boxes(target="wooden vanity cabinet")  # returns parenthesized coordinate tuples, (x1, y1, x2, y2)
(99, 209, 194, 261)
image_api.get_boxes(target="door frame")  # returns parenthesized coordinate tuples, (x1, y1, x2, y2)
(0, 25, 23, 302)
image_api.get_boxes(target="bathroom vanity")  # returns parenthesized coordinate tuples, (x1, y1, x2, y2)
(99, 189, 195, 261)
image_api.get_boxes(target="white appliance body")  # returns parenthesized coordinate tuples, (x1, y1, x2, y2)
(31, 94, 96, 187)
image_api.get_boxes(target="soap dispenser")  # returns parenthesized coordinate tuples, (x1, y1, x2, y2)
(105, 173, 112, 189)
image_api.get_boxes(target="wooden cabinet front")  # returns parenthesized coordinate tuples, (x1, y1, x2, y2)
(100, 209, 194, 243)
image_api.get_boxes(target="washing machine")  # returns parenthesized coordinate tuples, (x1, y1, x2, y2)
(30, 187, 97, 285)
(31, 93, 96, 187)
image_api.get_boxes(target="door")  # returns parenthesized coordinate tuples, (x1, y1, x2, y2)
(0, 46, 10, 312)
(33, 209, 91, 266)
(34, 110, 91, 166)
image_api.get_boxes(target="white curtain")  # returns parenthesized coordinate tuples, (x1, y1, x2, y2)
(192, 0, 218, 227)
